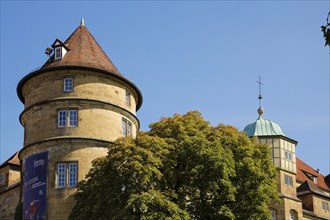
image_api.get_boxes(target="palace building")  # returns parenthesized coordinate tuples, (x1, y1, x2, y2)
(244, 107, 330, 219)
(0, 21, 329, 220)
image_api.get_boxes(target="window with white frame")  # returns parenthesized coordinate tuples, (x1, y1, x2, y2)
(57, 163, 66, 188)
(284, 175, 293, 187)
(56, 162, 78, 188)
(64, 78, 73, 92)
(58, 109, 78, 128)
(58, 110, 67, 128)
(125, 91, 131, 106)
(122, 118, 132, 137)
(68, 110, 78, 127)
(68, 163, 78, 187)
(284, 151, 292, 161)
(322, 201, 329, 211)
(270, 210, 276, 220)
(55, 47, 62, 60)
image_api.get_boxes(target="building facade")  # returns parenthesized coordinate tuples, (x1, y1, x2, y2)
(244, 107, 330, 220)
(1, 22, 329, 220)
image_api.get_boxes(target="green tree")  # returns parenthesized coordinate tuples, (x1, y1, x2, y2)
(321, 12, 330, 47)
(14, 201, 22, 220)
(69, 111, 277, 220)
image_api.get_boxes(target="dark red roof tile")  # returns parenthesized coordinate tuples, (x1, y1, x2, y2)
(296, 157, 330, 191)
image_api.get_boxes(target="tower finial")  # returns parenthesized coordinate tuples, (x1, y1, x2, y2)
(256, 75, 264, 116)
(81, 18, 85, 26)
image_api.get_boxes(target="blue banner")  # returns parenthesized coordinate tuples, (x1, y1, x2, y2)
(23, 151, 48, 220)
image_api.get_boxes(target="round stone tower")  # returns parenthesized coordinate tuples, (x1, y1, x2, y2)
(17, 21, 142, 219)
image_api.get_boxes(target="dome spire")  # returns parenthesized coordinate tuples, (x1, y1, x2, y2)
(256, 75, 264, 116)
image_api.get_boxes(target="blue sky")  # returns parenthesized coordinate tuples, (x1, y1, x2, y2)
(1, 1, 329, 174)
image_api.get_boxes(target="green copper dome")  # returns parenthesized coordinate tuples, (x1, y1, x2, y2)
(244, 108, 285, 137)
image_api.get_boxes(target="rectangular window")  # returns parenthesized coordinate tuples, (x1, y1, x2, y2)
(55, 47, 62, 60)
(58, 110, 67, 128)
(58, 109, 78, 128)
(122, 118, 132, 137)
(64, 78, 73, 92)
(56, 162, 78, 188)
(68, 163, 78, 187)
(284, 175, 293, 187)
(57, 163, 66, 188)
(68, 110, 78, 127)
(125, 91, 131, 106)
(322, 201, 329, 211)
(284, 151, 292, 160)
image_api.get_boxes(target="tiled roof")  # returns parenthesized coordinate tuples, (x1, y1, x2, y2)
(296, 157, 330, 192)
(0, 151, 20, 169)
(297, 180, 328, 197)
(17, 24, 143, 110)
(41, 24, 122, 76)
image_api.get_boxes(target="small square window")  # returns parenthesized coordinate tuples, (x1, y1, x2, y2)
(55, 47, 62, 60)
(322, 201, 329, 211)
(64, 78, 73, 92)
(284, 175, 293, 187)
(284, 151, 292, 161)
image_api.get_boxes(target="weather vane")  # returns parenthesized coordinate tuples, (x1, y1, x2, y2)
(256, 75, 263, 108)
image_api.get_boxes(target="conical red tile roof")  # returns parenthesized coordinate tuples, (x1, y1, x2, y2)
(18, 24, 143, 110)
(41, 25, 121, 76)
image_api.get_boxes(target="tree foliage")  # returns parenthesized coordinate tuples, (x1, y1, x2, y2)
(69, 111, 278, 220)
(14, 201, 23, 220)
(321, 12, 330, 47)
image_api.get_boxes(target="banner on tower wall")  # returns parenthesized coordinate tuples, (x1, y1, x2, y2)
(23, 151, 48, 220)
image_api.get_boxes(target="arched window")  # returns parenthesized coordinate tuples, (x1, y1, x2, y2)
(289, 210, 298, 220)
(270, 209, 277, 220)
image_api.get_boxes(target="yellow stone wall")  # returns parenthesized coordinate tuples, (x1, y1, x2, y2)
(20, 139, 109, 220)
(21, 100, 138, 146)
(18, 67, 140, 219)
(312, 196, 330, 219)
(271, 198, 302, 220)
(278, 170, 297, 197)
(21, 69, 138, 113)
